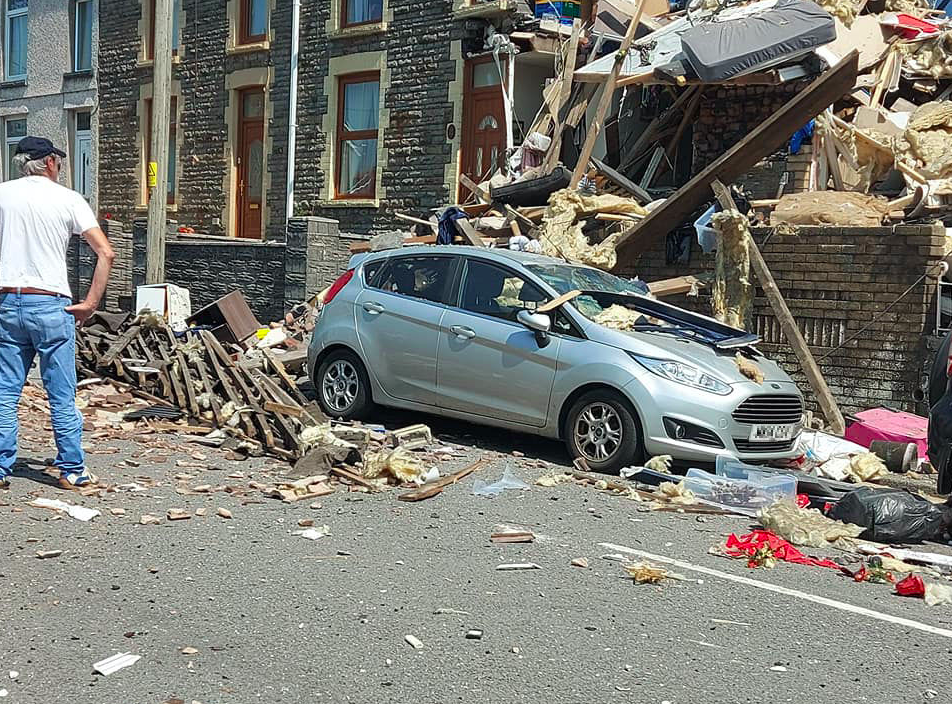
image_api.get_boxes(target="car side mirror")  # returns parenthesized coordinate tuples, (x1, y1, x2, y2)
(517, 310, 551, 333)
(517, 310, 551, 347)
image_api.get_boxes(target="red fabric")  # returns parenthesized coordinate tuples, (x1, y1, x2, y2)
(795, 494, 810, 509)
(895, 575, 926, 597)
(880, 13, 940, 40)
(725, 530, 842, 570)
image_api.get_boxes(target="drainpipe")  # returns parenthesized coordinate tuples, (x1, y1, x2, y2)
(285, 0, 301, 229)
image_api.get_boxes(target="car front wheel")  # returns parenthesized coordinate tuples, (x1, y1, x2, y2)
(564, 390, 641, 474)
(315, 350, 372, 420)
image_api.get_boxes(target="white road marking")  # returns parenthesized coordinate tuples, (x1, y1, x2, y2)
(599, 542, 952, 640)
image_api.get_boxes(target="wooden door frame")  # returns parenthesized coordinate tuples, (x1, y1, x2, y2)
(236, 86, 265, 239)
(460, 55, 507, 201)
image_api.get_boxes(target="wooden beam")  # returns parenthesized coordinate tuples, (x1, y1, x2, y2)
(455, 218, 486, 247)
(711, 179, 845, 435)
(543, 19, 582, 173)
(459, 173, 491, 203)
(612, 51, 859, 264)
(647, 275, 701, 297)
(397, 458, 490, 502)
(570, 0, 646, 188)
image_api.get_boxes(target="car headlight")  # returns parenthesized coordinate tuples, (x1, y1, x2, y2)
(628, 353, 732, 396)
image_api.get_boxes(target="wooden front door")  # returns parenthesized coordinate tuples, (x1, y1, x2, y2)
(237, 88, 265, 239)
(461, 56, 507, 198)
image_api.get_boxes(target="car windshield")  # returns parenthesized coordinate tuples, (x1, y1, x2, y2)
(526, 263, 649, 322)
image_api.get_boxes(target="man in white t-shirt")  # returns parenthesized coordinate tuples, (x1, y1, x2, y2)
(0, 136, 114, 491)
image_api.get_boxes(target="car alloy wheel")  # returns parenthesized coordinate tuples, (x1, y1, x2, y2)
(574, 401, 624, 462)
(322, 359, 360, 413)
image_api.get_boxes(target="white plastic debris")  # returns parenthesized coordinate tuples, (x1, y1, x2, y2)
(495, 563, 541, 571)
(92, 652, 141, 676)
(473, 467, 530, 497)
(292, 525, 331, 540)
(404, 634, 424, 650)
(7, 672, 15, 680)
(28, 498, 100, 522)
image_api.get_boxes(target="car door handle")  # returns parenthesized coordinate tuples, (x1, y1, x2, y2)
(362, 301, 385, 315)
(450, 325, 476, 340)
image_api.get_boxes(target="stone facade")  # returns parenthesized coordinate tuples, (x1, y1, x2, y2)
(0, 0, 98, 204)
(68, 219, 133, 310)
(97, 0, 293, 240)
(620, 224, 947, 417)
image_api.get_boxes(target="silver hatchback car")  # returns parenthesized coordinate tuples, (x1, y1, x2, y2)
(308, 246, 803, 473)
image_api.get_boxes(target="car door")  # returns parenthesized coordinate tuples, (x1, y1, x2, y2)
(355, 254, 457, 406)
(436, 257, 561, 427)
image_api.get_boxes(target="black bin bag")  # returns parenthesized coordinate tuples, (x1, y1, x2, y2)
(830, 487, 952, 544)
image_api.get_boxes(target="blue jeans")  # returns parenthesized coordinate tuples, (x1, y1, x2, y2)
(0, 293, 84, 478)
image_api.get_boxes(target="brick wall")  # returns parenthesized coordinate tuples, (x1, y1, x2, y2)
(130, 217, 339, 322)
(619, 224, 946, 417)
(294, 1, 482, 238)
(98, 0, 293, 240)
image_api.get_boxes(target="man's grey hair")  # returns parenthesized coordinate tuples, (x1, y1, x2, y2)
(13, 152, 61, 176)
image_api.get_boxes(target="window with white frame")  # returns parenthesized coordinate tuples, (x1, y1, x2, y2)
(5, 118, 25, 180)
(73, 0, 92, 72)
(5, 0, 27, 80)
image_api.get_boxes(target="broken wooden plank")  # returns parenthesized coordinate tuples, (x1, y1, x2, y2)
(591, 158, 652, 204)
(100, 325, 141, 366)
(454, 218, 485, 247)
(543, 19, 582, 173)
(612, 52, 859, 263)
(459, 173, 491, 204)
(192, 352, 224, 427)
(262, 349, 309, 407)
(330, 466, 377, 491)
(263, 400, 304, 418)
(537, 289, 582, 313)
(647, 275, 701, 298)
(570, 0, 646, 188)
(200, 331, 257, 439)
(397, 458, 490, 502)
(711, 179, 845, 435)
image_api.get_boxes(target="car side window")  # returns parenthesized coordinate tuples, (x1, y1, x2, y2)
(363, 259, 387, 288)
(376, 256, 453, 304)
(459, 260, 549, 323)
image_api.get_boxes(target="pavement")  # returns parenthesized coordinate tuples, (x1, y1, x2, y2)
(1, 403, 951, 704)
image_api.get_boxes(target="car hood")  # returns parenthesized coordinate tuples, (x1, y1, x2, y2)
(584, 320, 793, 385)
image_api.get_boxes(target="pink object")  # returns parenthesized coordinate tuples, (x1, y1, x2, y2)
(880, 13, 940, 40)
(844, 408, 929, 459)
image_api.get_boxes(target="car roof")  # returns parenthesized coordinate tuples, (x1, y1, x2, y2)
(362, 245, 567, 267)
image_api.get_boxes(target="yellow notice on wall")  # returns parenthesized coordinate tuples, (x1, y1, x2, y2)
(147, 161, 158, 188)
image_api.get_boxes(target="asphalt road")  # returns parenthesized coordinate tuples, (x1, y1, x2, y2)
(2, 406, 951, 704)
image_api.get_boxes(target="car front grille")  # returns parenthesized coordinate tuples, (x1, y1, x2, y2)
(733, 439, 798, 453)
(732, 395, 803, 425)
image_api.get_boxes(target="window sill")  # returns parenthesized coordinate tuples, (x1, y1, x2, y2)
(318, 198, 380, 209)
(328, 22, 388, 39)
(64, 69, 94, 80)
(0, 79, 26, 89)
(135, 204, 179, 213)
(226, 41, 271, 55)
(452, 0, 514, 18)
(136, 55, 182, 69)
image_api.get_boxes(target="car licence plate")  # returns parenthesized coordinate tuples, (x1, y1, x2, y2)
(748, 423, 799, 442)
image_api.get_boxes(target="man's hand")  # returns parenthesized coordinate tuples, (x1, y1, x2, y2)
(65, 300, 97, 325)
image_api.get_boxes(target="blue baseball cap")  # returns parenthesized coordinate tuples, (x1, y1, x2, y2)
(15, 136, 66, 160)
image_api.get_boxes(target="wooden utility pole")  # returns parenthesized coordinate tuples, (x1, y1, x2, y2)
(146, 0, 173, 284)
(569, 0, 645, 188)
(711, 179, 846, 435)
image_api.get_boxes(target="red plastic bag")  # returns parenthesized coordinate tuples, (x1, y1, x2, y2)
(724, 530, 842, 570)
(795, 494, 810, 508)
(895, 575, 926, 598)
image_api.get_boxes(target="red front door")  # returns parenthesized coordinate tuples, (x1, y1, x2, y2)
(461, 56, 507, 198)
(237, 88, 265, 239)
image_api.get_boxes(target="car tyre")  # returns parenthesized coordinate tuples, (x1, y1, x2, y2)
(315, 349, 372, 420)
(564, 390, 641, 475)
